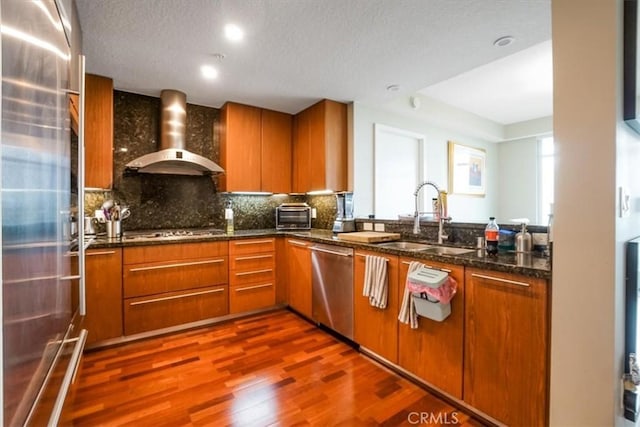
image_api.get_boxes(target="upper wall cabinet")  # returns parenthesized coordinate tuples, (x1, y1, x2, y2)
(85, 74, 113, 189)
(292, 99, 348, 193)
(220, 102, 292, 193)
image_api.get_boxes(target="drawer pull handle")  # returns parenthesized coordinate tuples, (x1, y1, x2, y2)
(129, 288, 225, 306)
(471, 273, 530, 287)
(235, 283, 273, 292)
(233, 239, 274, 245)
(287, 239, 308, 247)
(400, 261, 451, 273)
(129, 259, 225, 272)
(60, 275, 82, 281)
(235, 268, 273, 277)
(235, 254, 273, 261)
(356, 253, 390, 262)
(87, 250, 117, 256)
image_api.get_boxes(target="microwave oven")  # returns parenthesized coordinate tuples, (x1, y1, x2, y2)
(276, 203, 312, 230)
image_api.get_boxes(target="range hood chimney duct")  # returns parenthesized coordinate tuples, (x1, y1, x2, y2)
(125, 89, 224, 176)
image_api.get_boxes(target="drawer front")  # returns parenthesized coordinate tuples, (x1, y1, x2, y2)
(229, 282, 275, 314)
(230, 252, 275, 271)
(124, 241, 228, 265)
(124, 256, 228, 298)
(229, 266, 275, 287)
(229, 238, 276, 256)
(124, 285, 228, 335)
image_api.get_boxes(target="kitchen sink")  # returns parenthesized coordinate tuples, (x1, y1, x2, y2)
(375, 241, 434, 251)
(422, 246, 475, 255)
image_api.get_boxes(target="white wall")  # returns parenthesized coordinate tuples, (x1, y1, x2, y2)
(497, 137, 539, 222)
(352, 101, 498, 223)
(550, 0, 632, 425)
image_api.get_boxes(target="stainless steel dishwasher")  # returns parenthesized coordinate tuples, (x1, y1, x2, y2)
(310, 243, 354, 340)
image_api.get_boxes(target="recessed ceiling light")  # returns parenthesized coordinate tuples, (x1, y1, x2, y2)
(386, 84, 400, 92)
(493, 36, 515, 47)
(201, 65, 218, 79)
(224, 24, 244, 42)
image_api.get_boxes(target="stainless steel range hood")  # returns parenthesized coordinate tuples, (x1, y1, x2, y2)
(125, 90, 224, 176)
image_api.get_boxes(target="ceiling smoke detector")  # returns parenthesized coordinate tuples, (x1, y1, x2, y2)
(493, 36, 515, 47)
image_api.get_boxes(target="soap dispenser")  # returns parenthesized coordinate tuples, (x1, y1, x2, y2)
(514, 219, 532, 253)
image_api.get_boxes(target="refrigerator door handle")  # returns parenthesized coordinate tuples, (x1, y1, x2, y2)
(77, 55, 86, 316)
(47, 329, 88, 426)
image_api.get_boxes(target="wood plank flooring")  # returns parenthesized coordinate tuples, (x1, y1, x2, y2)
(61, 310, 486, 426)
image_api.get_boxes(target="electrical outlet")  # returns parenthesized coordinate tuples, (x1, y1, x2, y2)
(374, 223, 385, 232)
(311, 208, 317, 219)
(363, 222, 373, 231)
(532, 233, 547, 246)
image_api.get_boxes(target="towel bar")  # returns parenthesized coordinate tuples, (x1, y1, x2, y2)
(356, 254, 389, 262)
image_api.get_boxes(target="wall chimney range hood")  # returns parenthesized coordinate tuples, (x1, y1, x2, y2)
(125, 90, 224, 176)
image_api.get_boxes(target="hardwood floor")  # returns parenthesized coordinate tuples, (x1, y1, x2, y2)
(61, 310, 486, 426)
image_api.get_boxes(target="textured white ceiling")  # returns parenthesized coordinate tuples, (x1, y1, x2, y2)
(76, 0, 551, 120)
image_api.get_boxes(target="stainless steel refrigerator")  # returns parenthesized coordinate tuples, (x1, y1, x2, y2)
(1, 1, 87, 425)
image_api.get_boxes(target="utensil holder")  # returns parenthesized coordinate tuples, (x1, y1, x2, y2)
(106, 220, 121, 239)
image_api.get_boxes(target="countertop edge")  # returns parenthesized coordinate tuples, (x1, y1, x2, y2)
(86, 229, 552, 280)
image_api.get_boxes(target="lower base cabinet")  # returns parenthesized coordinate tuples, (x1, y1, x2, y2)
(122, 242, 229, 335)
(353, 250, 399, 364)
(397, 257, 465, 399)
(464, 268, 549, 426)
(124, 285, 228, 335)
(229, 238, 276, 314)
(85, 248, 123, 344)
(286, 239, 312, 318)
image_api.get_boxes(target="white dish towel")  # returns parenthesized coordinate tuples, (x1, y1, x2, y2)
(398, 261, 424, 329)
(363, 254, 388, 308)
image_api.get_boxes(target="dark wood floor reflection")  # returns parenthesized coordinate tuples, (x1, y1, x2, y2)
(61, 310, 485, 426)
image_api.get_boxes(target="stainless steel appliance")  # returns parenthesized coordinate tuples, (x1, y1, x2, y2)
(125, 90, 225, 176)
(2, 1, 87, 425)
(332, 192, 355, 233)
(276, 203, 311, 230)
(310, 244, 354, 339)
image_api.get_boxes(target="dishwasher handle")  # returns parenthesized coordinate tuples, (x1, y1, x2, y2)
(310, 246, 353, 257)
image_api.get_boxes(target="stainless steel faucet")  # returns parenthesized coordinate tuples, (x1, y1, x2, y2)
(413, 181, 450, 244)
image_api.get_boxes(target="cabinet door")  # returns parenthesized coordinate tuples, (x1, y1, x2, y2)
(308, 101, 327, 191)
(397, 257, 464, 399)
(84, 248, 122, 344)
(323, 100, 348, 191)
(353, 250, 399, 363)
(85, 74, 113, 189)
(220, 102, 261, 191)
(292, 109, 311, 193)
(464, 268, 549, 426)
(261, 109, 292, 193)
(286, 239, 312, 318)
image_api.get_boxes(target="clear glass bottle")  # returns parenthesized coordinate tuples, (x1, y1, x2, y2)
(485, 217, 499, 256)
(225, 200, 234, 234)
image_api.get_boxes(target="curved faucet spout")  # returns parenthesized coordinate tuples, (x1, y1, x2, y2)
(413, 181, 449, 243)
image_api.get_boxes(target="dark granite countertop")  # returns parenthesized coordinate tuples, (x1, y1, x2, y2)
(86, 228, 551, 280)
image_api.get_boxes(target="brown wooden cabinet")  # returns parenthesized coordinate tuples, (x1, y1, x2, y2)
(85, 74, 113, 189)
(122, 242, 228, 335)
(84, 248, 123, 345)
(463, 268, 549, 426)
(285, 238, 312, 318)
(228, 238, 276, 314)
(220, 102, 292, 193)
(353, 250, 399, 364)
(292, 99, 347, 193)
(261, 109, 292, 193)
(397, 257, 465, 399)
(275, 237, 288, 304)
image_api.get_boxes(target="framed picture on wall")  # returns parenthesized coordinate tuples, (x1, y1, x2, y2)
(448, 141, 486, 197)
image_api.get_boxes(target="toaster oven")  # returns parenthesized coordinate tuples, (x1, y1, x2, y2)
(276, 203, 312, 230)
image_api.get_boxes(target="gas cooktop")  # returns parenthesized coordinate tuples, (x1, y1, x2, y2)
(122, 228, 225, 241)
